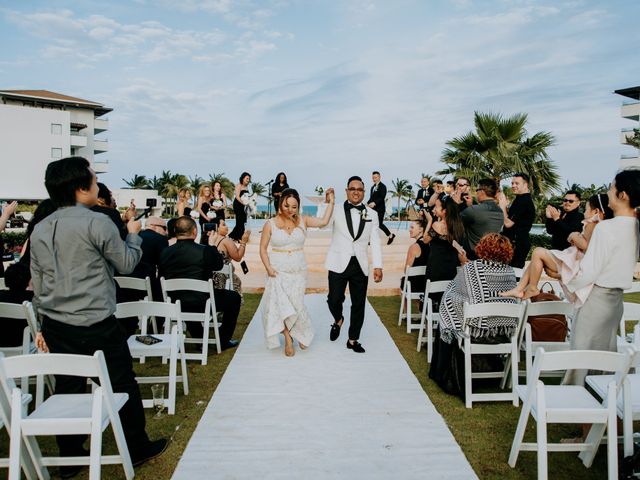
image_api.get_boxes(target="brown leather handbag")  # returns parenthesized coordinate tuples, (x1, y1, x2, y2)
(528, 282, 569, 342)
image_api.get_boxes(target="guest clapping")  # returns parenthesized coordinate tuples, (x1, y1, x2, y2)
(209, 217, 250, 300)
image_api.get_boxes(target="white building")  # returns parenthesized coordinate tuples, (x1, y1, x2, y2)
(614, 86, 640, 169)
(0, 89, 111, 200)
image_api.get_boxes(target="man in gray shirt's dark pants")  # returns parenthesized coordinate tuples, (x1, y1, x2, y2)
(30, 157, 167, 477)
(460, 178, 504, 257)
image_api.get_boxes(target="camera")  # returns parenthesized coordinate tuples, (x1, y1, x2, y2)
(203, 223, 217, 233)
(146, 198, 157, 208)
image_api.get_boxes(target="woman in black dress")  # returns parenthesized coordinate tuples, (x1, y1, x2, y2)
(196, 184, 214, 244)
(211, 181, 228, 220)
(400, 219, 430, 294)
(230, 172, 251, 241)
(271, 172, 289, 213)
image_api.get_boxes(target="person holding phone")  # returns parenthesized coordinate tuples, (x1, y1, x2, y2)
(427, 179, 445, 209)
(209, 217, 250, 300)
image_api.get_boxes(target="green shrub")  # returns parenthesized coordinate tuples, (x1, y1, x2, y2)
(1, 231, 28, 250)
(527, 233, 551, 260)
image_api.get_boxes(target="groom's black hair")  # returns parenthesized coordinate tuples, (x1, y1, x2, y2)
(347, 175, 363, 186)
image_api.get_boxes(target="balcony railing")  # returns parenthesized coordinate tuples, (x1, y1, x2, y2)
(94, 139, 108, 153)
(70, 134, 88, 147)
(93, 160, 109, 174)
(94, 118, 108, 134)
(621, 102, 640, 121)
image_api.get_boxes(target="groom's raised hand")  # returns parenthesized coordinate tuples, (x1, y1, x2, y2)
(373, 268, 383, 283)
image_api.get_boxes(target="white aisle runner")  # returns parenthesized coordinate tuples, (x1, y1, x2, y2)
(172, 294, 477, 479)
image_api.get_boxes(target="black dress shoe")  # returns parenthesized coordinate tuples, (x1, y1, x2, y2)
(387, 233, 396, 245)
(346, 340, 365, 353)
(221, 339, 239, 351)
(132, 438, 169, 467)
(329, 321, 342, 341)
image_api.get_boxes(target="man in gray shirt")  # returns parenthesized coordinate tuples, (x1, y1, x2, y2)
(30, 157, 167, 477)
(460, 178, 504, 257)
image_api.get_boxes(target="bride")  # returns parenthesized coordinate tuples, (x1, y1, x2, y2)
(260, 187, 335, 356)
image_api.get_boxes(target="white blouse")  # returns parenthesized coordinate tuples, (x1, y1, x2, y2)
(567, 216, 639, 292)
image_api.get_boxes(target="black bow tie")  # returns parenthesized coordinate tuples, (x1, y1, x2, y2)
(346, 202, 365, 211)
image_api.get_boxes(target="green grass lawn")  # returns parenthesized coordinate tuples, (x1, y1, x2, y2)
(2, 292, 635, 479)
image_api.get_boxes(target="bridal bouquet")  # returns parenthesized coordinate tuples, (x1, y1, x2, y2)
(314, 186, 324, 195)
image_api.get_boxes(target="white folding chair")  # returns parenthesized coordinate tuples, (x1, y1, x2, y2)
(0, 351, 134, 480)
(586, 346, 640, 458)
(114, 276, 158, 333)
(618, 302, 640, 350)
(521, 300, 575, 381)
(416, 280, 450, 360)
(161, 277, 221, 363)
(115, 300, 189, 415)
(460, 301, 526, 408)
(512, 267, 524, 280)
(0, 302, 32, 359)
(0, 278, 6, 290)
(509, 348, 633, 480)
(397, 266, 427, 333)
(214, 264, 234, 291)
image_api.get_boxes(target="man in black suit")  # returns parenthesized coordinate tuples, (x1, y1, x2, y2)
(415, 176, 432, 211)
(545, 190, 584, 250)
(158, 216, 240, 350)
(367, 171, 395, 245)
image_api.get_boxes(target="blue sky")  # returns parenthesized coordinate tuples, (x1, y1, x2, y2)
(1, 0, 639, 198)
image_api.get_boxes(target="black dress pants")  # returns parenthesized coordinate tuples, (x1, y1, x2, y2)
(180, 289, 241, 345)
(41, 316, 150, 458)
(376, 209, 391, 236)
(327, 256, 369, 341)
(510, 237, 531, 269)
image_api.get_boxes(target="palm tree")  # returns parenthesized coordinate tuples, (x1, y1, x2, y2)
(438, 111, 559, 196)
(390, 178, 413, 220)
(250, 181, 267, 199)
(189, 175, 205, 194)
(122, 174, 151, 189)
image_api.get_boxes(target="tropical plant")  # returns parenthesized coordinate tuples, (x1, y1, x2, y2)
(189, 175, 205, 194)
(250, 181, 268, 199)
(390, 178, 413, 220)
(438, 111, 559, 196)
(628, 128, 640, 149)
(122, 174, 151, 189)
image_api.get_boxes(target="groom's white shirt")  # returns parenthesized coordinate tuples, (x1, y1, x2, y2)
(324, 202, 383, 275)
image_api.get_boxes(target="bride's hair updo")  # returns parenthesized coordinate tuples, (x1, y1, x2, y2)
(278, 188, 301, 219)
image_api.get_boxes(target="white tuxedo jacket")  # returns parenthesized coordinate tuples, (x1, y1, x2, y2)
(324, 203, 383, 275)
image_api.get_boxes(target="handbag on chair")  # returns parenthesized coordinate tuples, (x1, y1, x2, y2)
(528, 282, 569, 342)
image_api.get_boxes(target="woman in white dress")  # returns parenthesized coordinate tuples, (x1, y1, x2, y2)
(260, 187, 335, 356)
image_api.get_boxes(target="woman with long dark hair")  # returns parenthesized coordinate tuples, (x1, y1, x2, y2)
(271, 172, 289, 213)
(229, 172, 251, 241)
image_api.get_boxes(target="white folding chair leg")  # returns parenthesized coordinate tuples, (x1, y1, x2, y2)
(168, 330, 178, 415)
(426, 309, 434, 362)
(417, 299, 427, 353)
(623, 377, 634, 457)
(508, 396, 531, 467)
(89, 389, 103, 480)
(607, 382, 618, 480)
(398, 286, 406, 326)
(464, 338, 472, 409)
(406, 294, 412, 334)
(536, 381, 548, 480)
(511, 337, 519, 406)
(9, 389, 23, 480)
(180, 336, 189, 395)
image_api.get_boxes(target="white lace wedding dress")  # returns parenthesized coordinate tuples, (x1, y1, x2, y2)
(261, 219, 314, 349)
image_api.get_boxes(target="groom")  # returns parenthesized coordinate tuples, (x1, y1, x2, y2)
(325, 175, 383, 353)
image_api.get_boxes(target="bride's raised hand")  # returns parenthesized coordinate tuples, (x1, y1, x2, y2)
(325, 187, 335, 203)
